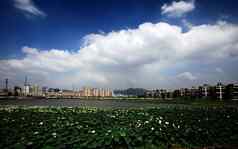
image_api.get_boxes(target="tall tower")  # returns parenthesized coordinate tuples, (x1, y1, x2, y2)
(24, 76, 29, 96)
(5, 78, 8, 90)
(204, 86, 207, 97)
(24, 76, 28, 86)
(219, 85, 222, 100)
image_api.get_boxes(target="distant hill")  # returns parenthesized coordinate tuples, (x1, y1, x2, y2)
(114, 88, 147, 97)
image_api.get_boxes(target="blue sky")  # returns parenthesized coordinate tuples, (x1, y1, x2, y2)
(1, 0, 238, 58)
(0, 0, 238, 89)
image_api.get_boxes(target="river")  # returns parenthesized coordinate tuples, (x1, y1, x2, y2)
(0, 98, 190, 109)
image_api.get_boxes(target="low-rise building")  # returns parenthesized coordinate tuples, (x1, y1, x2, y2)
(47, 88, 61, 98)
(61, 90, 76, 98)
(0, 89, 8, 96)
(14, 86, 22, 96)
(42, 86, 48, 97)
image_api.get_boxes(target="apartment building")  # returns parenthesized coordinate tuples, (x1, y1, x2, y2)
(216, 82, 225, 100)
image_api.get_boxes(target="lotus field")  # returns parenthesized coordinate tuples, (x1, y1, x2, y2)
(0, 106, 238, 149)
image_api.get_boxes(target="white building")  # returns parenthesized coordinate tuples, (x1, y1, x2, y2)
(23, 85, 30, 96)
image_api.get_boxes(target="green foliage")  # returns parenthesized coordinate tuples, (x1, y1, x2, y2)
(0, 107, 238, 149)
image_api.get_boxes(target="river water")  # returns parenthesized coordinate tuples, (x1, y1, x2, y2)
(0, 98, 189, 109)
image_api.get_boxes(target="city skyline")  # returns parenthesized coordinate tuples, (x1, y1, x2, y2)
(1, 76, 237, 92)
(0, 0, 238, 89)
(1, 78, 238, 101)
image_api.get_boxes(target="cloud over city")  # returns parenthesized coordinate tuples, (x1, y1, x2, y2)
(1, 20, 238, 89)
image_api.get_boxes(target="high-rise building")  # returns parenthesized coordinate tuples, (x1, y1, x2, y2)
(233, 83, 238, 100)
(93, 88, 100, 97)
(179, 88, 186, 97)
(104, 88, 112, 97)
(99, 88, 105, 97)
(23, 85, 30, 96)
(216, 82, 224, 100)
(31, 84, 42, 97)
(82, 87, 93, 97)
(202, 84, 210, 98)
(5, 78, 8, 91)
(23, 76, 30, 96)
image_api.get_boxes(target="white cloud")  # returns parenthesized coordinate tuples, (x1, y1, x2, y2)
(177, 72, 197, 80)
(14, 0, 46, 17)
(161, 0, 195, 18)
(1, 21, 238, 89)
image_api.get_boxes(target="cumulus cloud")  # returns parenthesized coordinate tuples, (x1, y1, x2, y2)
(1, 21, 238, 89)
(161, 0, 195, 18)
(14, 0, 46, 17)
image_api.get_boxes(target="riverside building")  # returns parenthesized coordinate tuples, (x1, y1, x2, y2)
(216, 82, 225, 100)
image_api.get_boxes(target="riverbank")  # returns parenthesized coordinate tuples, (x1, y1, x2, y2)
(0, 98, 186, 109)
(0, 97, 238, 109)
